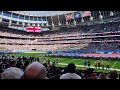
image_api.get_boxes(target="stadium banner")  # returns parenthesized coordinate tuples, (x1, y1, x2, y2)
(26, 26, 42, 32)
(8, 25, 50, 32)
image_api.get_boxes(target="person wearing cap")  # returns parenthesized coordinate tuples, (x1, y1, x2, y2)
(1, 67, 24, 79)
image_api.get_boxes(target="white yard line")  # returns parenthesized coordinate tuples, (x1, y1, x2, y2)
(111, 60, 118, 68)
(58, 63, 120, 71)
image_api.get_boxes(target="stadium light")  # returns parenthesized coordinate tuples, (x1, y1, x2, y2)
(52, 23, 54, 28)
(27, 23, 30, 26)
(81, 18, 84, 22)
(99, 15, 103, 20)
(110, 11, 114, 16)
(32, 23, 35, 26)
(90, 16, 93, 21)
(99, 11, 103, 20)
(22, 22, 25, 27)
(73, 20, 76, 26)
(66, 21, 68, 25)
(17, 21, 19, 25)
(37, 23, 40, 27)
(9, 20, 12, 26)
(58, 22, 61, 26)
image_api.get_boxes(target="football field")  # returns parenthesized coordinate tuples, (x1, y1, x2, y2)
(8, 52, 120, 73)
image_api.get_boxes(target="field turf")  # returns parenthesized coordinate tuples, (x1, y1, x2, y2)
(8, 52, 120, 73)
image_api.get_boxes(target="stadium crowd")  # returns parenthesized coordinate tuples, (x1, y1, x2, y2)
(0, 55, 119, 79)
(0, 20, 120, 51)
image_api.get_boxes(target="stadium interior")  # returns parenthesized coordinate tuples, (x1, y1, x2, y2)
(0, 11, 120, 79)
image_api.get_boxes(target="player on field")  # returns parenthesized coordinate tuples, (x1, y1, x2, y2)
(84, 60, 87, 67)
(94, 61, 97, 69)
(106, 62, 110, 70)
(97, 60, 101, 69)
(101, 60, 104, 70)
(88, 60, 90, 68)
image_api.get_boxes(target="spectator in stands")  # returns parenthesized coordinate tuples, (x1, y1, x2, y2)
(0, 59, 10, 73)
(106, 74, 111, 79)
(84, 68, 97, 79)
(109, 70, 118, 79)
(98, 73, 107, 79)
(60, 63, 82, 79)
(10, 60, 16, 67)
(51, 68, 61, 79)
(21, 62, 48, 79)
(16, 60, 24, 69)
(97, 60, 101, 69)
(22, 60, 30, 71)
(1, 67, 24, 79)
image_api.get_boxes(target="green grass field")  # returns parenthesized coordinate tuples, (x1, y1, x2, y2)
(7, 52, 120, 73)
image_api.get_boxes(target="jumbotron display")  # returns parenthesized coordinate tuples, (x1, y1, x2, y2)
(0, 11, 120, 79)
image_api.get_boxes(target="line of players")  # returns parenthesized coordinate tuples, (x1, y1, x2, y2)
(84, 60, 110, 70)
(44, 58, 110, 70)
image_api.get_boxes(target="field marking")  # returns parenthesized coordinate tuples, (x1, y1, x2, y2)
(77, 61, 84, 64)
(111, 60, 118, 68)
(58, 63, 120, 71)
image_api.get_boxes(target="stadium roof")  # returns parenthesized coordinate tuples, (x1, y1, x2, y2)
(9, 11, 77, 16)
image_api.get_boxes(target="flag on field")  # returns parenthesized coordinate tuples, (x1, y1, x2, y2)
(26, 26, 42, 32)
(65, 13, 74, 20)
(81, 11, 91, 17)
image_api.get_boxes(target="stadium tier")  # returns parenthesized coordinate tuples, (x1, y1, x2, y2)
(0, 11, 120, 79)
